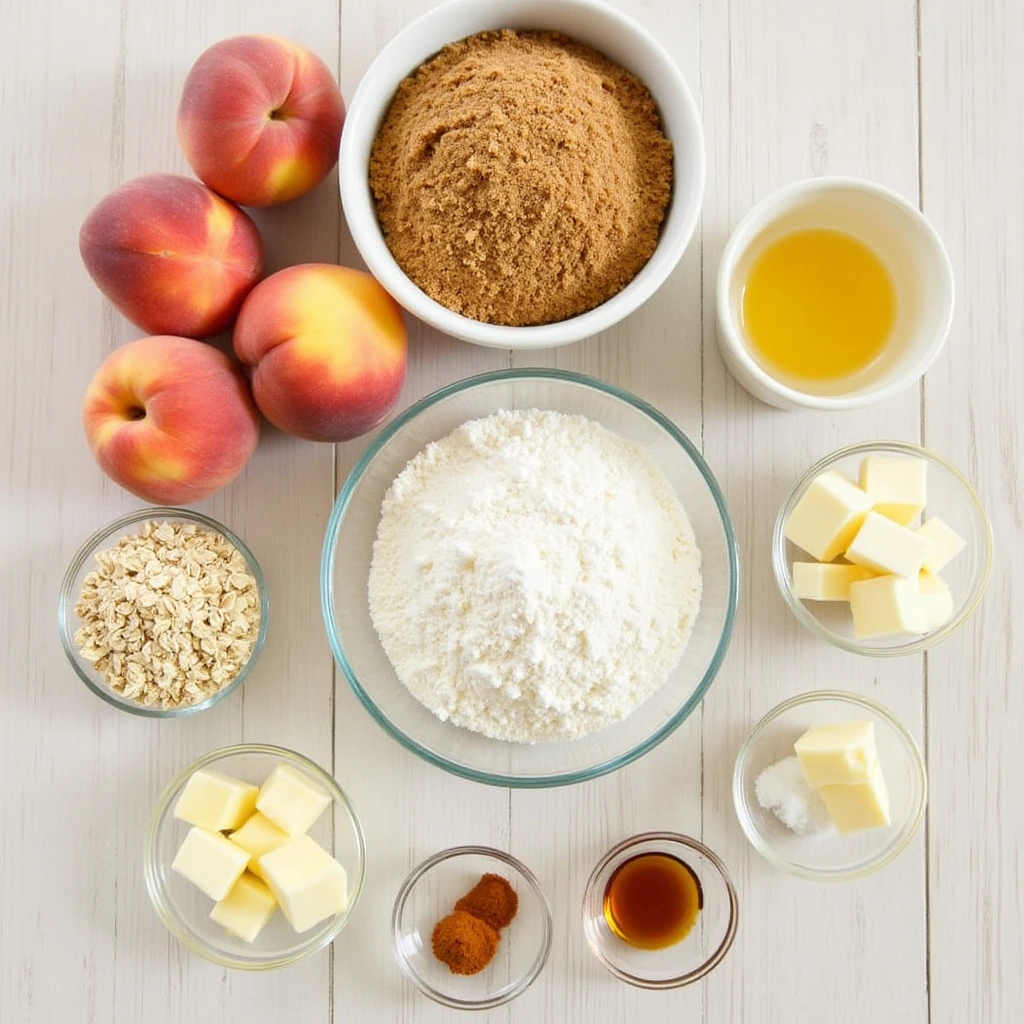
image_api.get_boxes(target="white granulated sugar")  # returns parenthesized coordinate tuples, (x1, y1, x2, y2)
(368, 408, 702, 743)
(755, 756, 834, 836)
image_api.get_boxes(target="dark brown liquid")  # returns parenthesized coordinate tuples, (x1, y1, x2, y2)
(602, 852, 703, 950)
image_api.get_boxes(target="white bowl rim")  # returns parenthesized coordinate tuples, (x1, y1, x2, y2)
(338, 0, 706, 349)
(715, 175, 955, 410)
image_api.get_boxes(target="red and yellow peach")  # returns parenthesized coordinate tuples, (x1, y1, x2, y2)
(233, 264, 406, 442)
(83, 336, 261, 505)
(79, 174, 264, 338)
(177, 35, 345, 207)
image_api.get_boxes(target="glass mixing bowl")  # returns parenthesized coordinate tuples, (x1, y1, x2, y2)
(321, 369, 739, 787)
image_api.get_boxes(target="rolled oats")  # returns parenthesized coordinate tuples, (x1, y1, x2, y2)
(74, 520, 261, 710)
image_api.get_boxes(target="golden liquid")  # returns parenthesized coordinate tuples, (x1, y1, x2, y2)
(602, 853, 703, 950)
(741, 227, 896, 384)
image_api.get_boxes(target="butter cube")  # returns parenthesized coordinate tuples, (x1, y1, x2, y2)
(173, 769, 258, 832)
(915, 517, 966, 574)
(784, 471, 875, 562)
(210, 872, 278, 943)
(818, 763, 891, 833)
(256, 764, 331, 836)
(858, 455, 927, 526)
(794, 721, 878, 786)
(792, 562, 877, 601)
(229, 812, 289, 881)
(919, 572, 955, 630)
(849, 575, 927, 638)
(845, 512, 932, 578)
(259, 835, 348, 933)
(172, 826, 250, 901)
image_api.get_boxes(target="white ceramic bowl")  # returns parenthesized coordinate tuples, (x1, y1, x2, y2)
(339, 0, 705, 349)
(716, 177, 954, 410)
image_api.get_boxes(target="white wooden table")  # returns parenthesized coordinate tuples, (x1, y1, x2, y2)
(3, 0, 1022, 1020)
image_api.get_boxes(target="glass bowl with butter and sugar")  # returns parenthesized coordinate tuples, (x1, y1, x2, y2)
(733, 691, 927, 881)
(772, 440, 992, 656)
(144, 744, 365, 969)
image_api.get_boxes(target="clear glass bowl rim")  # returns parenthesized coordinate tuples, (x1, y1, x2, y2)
(772, 439, 993, 656)
(390, 844, 554, 1010)
(581, 830, 740, 989)
(731, 689, 928, 881)
(320, 367, 740, 788)
(57, 506, 270, 718)
(143, 742, 366, 970)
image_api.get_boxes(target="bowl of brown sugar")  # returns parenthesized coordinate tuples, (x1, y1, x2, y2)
(339, 0, 705, 348)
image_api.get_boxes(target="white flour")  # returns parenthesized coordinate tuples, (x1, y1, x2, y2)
(367, 409, 702, 743)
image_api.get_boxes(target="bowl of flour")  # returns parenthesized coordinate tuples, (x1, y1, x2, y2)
(321, 369, 738, 787)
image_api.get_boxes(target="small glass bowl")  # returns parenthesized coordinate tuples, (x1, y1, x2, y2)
(391, 845, 553, 1010)
(582, 832, 739, 989)
(733, 691, 927, 881)
(58, 507, 269, 717)
(144, 744, 365, 970)
(773, 440, 992, 656)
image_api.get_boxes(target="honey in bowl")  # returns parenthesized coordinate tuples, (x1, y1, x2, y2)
(740, 227, 897, 387)
(602, 852, 703, 950)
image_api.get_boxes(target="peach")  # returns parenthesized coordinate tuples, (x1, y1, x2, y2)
(79, 174, 264, 338)
(233, 264, 406, 442)
(83, 336, 261, 505)
(177, 35, 345, 207)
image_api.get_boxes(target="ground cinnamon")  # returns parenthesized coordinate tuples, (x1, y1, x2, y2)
(369, 29, 673, 326)
(431, 910, 500, 975)
(454, 872, 519, 930)
(430, 871, 521, 975)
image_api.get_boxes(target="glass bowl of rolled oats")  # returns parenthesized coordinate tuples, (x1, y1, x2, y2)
(58, 508, 268, 717)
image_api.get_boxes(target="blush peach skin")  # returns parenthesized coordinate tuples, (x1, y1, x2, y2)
(79, 174, 264, 338)
(177, 35, 346, 207)
(83, 336, 261, 505)
(233, 264, 406, 442)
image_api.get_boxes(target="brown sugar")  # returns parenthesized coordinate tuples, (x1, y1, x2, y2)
(454, 872, 519, 930)
(430, 910, 501, 975)
(369, 30, 674, 326)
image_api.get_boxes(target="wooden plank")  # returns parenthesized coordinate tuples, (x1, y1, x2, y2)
(0, 0, 341, 1020)
(110, 0, 344, 1016)
(0, 0, 131, 1020)
(506, 0, 704, 1018)
(919, 2, 1024, 1020)
(698, 0, 929, 1022)
(331, 2, 511, 1021)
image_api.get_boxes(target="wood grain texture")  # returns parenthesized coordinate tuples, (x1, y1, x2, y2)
(920, 2, 1024, 1022)
(699, 2, 928, 1022)
(1, 0, 1022, 1020)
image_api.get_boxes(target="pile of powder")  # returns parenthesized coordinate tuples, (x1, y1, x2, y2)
(368, 30, 674, 326)
(367, 409, 702, 743)
(755, 756, 834, 836)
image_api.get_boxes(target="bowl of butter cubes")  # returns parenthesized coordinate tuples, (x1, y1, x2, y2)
(733, 690, 927, 881)
(772, 440, 992, 656)
(144, 743, 365, 969)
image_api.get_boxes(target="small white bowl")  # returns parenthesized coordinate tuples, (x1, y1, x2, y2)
(339, 0, 705, 349)
(716, 177, 954, 410)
